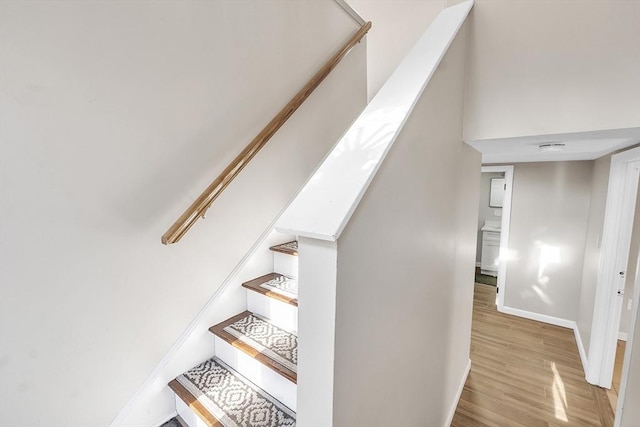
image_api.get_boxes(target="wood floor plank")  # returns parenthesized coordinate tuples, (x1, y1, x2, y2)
(451, 283, 614, 427)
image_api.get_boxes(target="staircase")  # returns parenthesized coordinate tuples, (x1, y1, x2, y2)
(168, 241, 299, 427)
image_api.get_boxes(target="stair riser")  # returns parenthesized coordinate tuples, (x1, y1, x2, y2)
(175, 396, 207, 427)
(246, 291, 298, 332)
(273, 251, 298, 279)
(214, 336, 297, 411)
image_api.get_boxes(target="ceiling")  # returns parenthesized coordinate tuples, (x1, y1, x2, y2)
(466, 127, 640, 164)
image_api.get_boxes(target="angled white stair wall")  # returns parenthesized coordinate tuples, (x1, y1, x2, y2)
(276, 2, 478, 426)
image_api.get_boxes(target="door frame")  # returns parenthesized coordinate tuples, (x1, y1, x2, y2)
(614, 253, 640, 426)
(481, 165, 514, 309)
(587, 146, 640, 388)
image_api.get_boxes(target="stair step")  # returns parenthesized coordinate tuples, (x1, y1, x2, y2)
(269, 241, 298, 256)
(210, 311, 297, 383)
(242, 273, 298, 306)
(169, 356, 296, 427)
(160, 415, 189, 427)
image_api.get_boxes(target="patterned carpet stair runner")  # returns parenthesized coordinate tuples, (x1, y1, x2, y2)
(241, 274, 298, 307)
(170, 241, 299, 426)
(171, 357, 296, 427)
(269, 241, 298, 256)
(210, 311, 298, 383)
(258, 275, 298, 299)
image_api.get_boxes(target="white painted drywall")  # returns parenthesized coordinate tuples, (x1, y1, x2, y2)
(463, 0, 640, 141)
(0, 1, 367, 425)
(503, 162, 593, 321)
(577, 154, 613, 353)
(346, 0, 446, 98)
(476, 172, 503, 263)
(332, 19, 479, 426)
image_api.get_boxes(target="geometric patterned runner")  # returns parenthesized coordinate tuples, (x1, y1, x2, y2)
(223, 313, 297, 373)
(259, 275, 298, 299)
(176, 357, 296, 427)
(269, 241, 298, 256)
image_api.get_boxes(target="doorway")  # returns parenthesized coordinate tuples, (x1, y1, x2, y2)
(477, 166, 513, 308)
(587, 146, 640, 406)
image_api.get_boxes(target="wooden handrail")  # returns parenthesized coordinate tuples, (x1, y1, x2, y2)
(162, 21, 372, 245)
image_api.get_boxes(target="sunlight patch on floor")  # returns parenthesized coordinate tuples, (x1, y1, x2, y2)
(551, 362, 568, 422)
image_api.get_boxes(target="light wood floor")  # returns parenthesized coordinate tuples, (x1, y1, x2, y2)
(605, 340, 626, 413)
(451, 283, 615, 427)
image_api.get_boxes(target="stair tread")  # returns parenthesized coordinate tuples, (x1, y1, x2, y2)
(170, 356, 296, 427)
(210, 311, 297, 383)
(269, 241, 298, 256)
(242, 273, 298, 306)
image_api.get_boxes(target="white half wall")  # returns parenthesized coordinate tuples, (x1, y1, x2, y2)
(332, 19, 479, 426)
(0, 2, 367, 425)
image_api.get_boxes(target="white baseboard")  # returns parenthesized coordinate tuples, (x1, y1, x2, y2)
(475, 262, 481, 267)
(618, 332, 628, 341)
(574, 326, 589, 377)
(498, 305, 575, 329)
(444, 359, 471, 427)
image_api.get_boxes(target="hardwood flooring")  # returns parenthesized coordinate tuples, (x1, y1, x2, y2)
(451, 283, 615, 427)
(605, 340, 626, 413)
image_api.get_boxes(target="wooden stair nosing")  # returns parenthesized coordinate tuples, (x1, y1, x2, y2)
(209, 310, 297, 384)
(242, 273, 298, 307)
(269, 241, 298, 256)
(168, 379, 223, 427)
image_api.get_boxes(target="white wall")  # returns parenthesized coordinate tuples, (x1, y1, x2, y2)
(0, 2, 367, 426)
(346, 0, 446, 98)
(476, 172, 503, 263)
(464, 0, 640, 142)
(332, 22, 479, 426)
(503, 162, 592, 321)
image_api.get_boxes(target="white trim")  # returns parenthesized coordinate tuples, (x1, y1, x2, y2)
(475, 262, 481, 268)
(614, 253, 640, 426)
(153, 411, 178, 427)
(574, 326, 589, 377)
(481, 165, 513, 309)
(444, 359, 471, 427)
(587, 146, 640, 387)
(618, 332, 628, 342)
(333, 0, 366, 26)
(499, 305, 576, 329)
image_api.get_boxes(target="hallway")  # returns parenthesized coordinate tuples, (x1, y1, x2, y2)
(451, 283, 615, 426)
